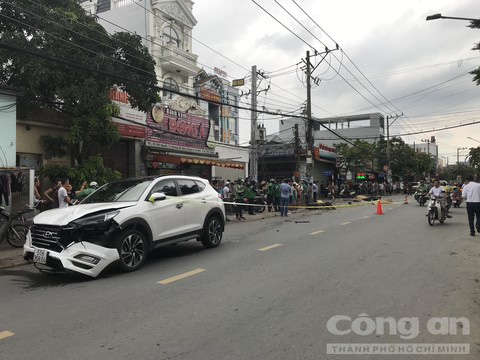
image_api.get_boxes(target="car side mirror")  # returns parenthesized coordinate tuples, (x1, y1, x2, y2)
(149, 192, 167, 203)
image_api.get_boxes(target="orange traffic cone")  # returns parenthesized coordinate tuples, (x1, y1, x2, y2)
(375, 199, 384, 215)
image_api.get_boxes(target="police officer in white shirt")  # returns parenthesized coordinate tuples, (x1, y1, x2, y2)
(428, 180, 452, 218)
(462, 176, 480, 236)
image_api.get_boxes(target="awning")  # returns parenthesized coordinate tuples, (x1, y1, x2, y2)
(149, 154, 244, 169)
(180, 157, 244, 169)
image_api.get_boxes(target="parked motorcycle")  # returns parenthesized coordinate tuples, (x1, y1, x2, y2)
(414, 191, 428, 206)
(451, 191, 463, 208)
(0, 206, 30, 248)
(253, 193, 267, 213)
(427, 195, 447, 226)
(339, 188, 356, 198)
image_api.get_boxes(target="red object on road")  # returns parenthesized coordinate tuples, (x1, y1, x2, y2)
(375, 200, 384, 215)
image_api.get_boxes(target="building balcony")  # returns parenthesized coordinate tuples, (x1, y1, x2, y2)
(153, 43, 200, 77)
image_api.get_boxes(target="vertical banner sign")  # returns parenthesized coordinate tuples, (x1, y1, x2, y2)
(109, 89, 147, 138)
(146, 104, 212, 154)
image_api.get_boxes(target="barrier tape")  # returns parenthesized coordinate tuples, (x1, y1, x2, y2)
(170, 196, 402, 210)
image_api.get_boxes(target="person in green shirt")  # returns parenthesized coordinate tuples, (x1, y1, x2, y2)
(273, 180, 281, 212)
(75, 181, 99, 202)
(266, 179, 275, 212)
(245, 181, 256, 215)
(234, 179, 246, 220)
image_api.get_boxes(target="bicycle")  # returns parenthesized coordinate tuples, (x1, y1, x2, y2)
(0, 201, 44, 248)
(0, 207, 31, 248)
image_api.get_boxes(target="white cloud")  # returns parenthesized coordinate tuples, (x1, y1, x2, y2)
(192, 0, 480, 154)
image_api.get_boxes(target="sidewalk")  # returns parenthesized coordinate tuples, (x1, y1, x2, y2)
(0, 242, 27, 269)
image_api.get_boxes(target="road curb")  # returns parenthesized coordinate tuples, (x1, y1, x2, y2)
(0, 255, 27, 269)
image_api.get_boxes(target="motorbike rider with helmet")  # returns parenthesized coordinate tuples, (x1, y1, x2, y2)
(414, 180, 429, 203)
(428, 180, 452, 218)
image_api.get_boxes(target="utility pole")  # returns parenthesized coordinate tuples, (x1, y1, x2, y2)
(249, 65, 258, 181)
(300, 48, 337, 182)
(306, 50, 313, 182)
(385, 114, 402, 180)
(421, 138, 430, 156)
(294, 123, 300, 180)
(457, 147, 467, 165)
(386, 115, 390, 165)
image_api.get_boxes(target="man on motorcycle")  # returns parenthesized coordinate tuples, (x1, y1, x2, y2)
(414, 180, 429, 204)
(428, 180, 452, 218)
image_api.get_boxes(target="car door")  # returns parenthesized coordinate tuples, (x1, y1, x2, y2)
(146, 179, 186, 241)
(177, 179, 207, 232)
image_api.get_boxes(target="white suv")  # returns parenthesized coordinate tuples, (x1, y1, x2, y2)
(23, 175, 225, 277)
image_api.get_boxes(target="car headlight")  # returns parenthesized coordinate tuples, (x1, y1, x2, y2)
(73, 211, 119, 226)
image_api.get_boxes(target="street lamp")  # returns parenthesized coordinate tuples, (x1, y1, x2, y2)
(467, 136, 480, 144)
(426, 13, 480, 22)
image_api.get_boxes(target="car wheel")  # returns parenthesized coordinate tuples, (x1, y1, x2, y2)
(201, 216, 223, 248)
(116, 229, 147, 272)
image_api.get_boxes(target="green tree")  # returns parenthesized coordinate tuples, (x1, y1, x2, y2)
(468, 146, 480, 177)
(375, 137, 419, 178)
(41, 155, 121, 188)
(469, 19, 480, 85)
(415, 151, 435, 177)
(0, 0, 159, 165)
(438, 163, 475, 182)
(337, 140, 376, 175)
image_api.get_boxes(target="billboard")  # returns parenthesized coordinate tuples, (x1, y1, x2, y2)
(109, 89, 147, 138)
(145, 104, 213, 155)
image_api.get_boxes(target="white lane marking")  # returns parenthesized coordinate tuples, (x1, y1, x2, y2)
(0, 331, 15, 340)
(341, 221, 351, 225)
(362, 216, 370, 219)
(310, 230, 325, 235)
(258, 243, 283, 251)
(157, 268, 206, 285)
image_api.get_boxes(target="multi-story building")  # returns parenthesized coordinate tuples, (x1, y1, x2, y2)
(77, 0, 247, 179)
(270, 113, 384, 182)
(193, 70, 240, 145)
(278, 113, 385, 147)
(82, 0, 199, 99)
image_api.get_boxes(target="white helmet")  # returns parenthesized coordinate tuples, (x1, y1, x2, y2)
(90, 181, 98, 188)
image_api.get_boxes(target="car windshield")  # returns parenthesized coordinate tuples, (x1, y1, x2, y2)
(81, 179, 153, 203)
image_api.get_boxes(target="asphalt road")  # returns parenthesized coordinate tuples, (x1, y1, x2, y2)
(1, 196, 480, 359)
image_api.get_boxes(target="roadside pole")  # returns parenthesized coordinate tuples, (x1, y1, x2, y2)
(250, 65, 258, 181)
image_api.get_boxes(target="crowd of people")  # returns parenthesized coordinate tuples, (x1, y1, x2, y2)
(35, 178, 99, 211)
(212, 178, 338, 219)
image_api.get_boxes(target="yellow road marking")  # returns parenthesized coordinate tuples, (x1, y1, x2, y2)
(157, 268, 206, 285)
(310, 230, 325, 235)
(362, 216, 370, 219)
(258, 243, 283, 251)
(341, 221, 351, 225)
(0, 331, 14, 340)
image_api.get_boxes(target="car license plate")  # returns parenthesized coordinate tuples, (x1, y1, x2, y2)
(33, 249, 48, 264)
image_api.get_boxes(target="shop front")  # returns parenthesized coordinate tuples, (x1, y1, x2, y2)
(144, 103, 244, 180)
(313, 144, 337, 183)
(146, 153, 244, 179)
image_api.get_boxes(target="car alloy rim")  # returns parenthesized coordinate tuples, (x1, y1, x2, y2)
(208, 219, 222, 244)
(121, 234, 145, 267)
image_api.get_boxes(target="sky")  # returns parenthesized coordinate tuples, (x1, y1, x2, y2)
(191, 0, 480, 163)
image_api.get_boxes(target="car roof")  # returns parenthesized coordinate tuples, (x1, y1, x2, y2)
(108, 175, 209, 183)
